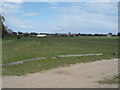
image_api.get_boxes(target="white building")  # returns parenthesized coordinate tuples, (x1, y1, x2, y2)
(37, 34, 47, 37)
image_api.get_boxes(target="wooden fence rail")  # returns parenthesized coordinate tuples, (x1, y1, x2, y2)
(1, 53, 102, 66)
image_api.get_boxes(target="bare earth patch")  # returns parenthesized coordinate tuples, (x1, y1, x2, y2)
(2, 59, 118, 88)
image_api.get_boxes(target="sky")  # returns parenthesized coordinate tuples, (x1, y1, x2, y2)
(1, 0, 119, 34)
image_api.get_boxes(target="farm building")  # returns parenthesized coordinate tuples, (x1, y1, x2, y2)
(107, 33, 112, 37)
(37, 34, 47, 37)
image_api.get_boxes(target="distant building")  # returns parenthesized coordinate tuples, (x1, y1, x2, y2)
(37, 34, 47, 37)
(107, 33, 112, 37)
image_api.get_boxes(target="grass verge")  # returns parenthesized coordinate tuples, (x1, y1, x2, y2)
(97, 75, 120, 84)
(2, 36, 119, 76)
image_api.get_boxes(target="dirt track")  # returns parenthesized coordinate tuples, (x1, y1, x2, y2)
(2, 59, 118, 88)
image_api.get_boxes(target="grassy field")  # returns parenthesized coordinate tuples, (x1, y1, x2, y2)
(97, 75, 120, 84)
(2, 36, 119, 75)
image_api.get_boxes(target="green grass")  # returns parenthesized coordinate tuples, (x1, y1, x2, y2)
(0, 38, 2, 76)
(97, 75, 120, 84)
(2, 36, 119, 75)
(0, 38, 2, 64)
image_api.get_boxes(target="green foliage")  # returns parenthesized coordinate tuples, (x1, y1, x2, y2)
(0, 15, 8, 37)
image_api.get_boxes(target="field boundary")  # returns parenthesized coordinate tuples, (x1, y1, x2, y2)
(1, 53, 102, 67)
(1, 57, 46, 66)
(57, 53, 102, 58)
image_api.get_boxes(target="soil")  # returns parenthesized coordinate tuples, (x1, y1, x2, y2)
(2, 59, 118, 88)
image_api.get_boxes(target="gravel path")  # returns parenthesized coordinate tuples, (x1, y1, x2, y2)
(2, 59, 118, 88)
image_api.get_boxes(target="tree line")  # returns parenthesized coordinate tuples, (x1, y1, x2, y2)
(0, 15, 120, 38)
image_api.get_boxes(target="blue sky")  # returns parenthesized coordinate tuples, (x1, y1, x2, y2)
(1, 0, 118, 34)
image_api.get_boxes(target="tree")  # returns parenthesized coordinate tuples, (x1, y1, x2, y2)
(0, 15, 8, 38)
(118, 32, 120, 36)
(18, 31, 23, 36)
(13, 32, 17, 35)
(68, 32, 71, 34)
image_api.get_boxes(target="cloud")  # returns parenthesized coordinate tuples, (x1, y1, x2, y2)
(10, 0, 118, 2)
(4, 15, 42, 32)
(50, 2, 118, 33)
(3, 3, 21, 15)
(0, 1, 2, 14)
(2, 1, 23, 15)
(52, 2, 117, 15)
(1, 2, 23, 30)
(19, 24, 32, 28)
(56, 14, 117, 33)
(51, 6, 58, 9)
(3, 0, 23, 4)
(49, 2, 59, 5)
(4, 16, 27, 29)
(3, 2, 118, 34)
(24, 12, 39, 16)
